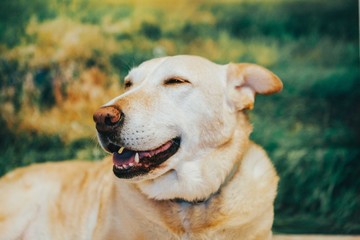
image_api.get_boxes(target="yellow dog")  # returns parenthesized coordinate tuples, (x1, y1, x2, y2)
(0, 55, 282, 240)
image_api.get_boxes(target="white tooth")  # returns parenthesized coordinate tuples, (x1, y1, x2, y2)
(134, 153, 140, 163)
(129, 163, 134, 167)
(118, 147, 125, 154)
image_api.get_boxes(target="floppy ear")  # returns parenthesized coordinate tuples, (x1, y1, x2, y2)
(226, 63, 283, 111)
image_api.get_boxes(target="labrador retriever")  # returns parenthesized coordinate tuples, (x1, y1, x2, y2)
(0, 55, 282, 240)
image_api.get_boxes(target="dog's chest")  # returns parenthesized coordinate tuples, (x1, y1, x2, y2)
(177, 203, 196, 232)
(159, 199, 228, 237)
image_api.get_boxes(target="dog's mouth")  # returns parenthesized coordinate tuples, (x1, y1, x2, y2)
(108, 137, 181, 179)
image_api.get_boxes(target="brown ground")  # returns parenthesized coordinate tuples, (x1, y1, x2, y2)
(274, 235, 360, 240)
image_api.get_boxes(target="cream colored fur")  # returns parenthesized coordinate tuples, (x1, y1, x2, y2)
(0, 55, 282, 240)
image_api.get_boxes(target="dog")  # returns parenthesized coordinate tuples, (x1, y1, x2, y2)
(0, 55, 282, 239)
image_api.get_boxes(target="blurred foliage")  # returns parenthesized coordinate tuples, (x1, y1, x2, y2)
(0, 0, 359, 234)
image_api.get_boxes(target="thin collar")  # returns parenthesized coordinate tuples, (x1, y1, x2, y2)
(172, 158, 241, 205)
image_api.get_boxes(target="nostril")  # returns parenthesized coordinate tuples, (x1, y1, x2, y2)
(105, 113, 120, 126)
(93, 105, 124, 132)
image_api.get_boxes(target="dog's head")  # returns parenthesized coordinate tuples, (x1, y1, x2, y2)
(94, 55, 282, 201)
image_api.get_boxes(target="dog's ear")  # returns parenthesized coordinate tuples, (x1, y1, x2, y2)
(226, 63, 283, 111)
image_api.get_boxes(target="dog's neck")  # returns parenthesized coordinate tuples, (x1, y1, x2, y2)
(171, 155, 242, 205)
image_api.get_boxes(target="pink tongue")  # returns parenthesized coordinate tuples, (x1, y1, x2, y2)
(112, 141, 173, 166)
(113, 149, 135, 165)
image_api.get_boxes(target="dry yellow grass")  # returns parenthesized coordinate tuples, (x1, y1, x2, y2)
(19, 67, 122, 142)
(1, 18, 124, 142)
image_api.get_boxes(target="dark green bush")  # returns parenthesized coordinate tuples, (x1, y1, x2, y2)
(140, 22, 162, 40)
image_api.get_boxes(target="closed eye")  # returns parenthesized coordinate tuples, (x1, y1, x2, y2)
(164, 77, 191, 86)
(124, 81, 133, 89)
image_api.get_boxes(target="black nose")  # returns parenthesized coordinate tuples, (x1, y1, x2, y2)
(93, 105, 124, 132)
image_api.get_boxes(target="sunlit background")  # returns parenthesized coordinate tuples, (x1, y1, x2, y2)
(0, 0, 358, 234)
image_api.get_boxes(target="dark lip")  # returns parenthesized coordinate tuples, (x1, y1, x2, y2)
(112, 137, 181, 179)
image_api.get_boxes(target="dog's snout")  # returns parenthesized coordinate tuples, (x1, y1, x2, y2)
(93, 105, 124, 132)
